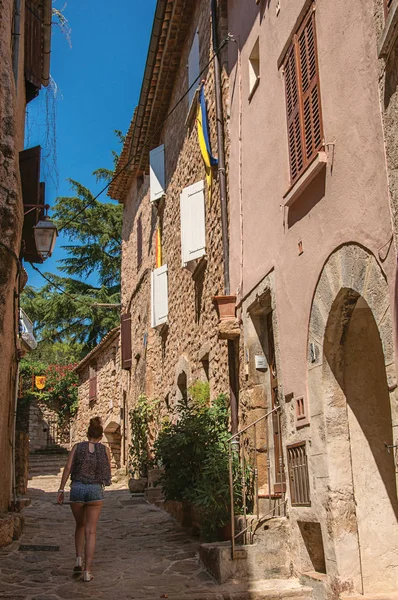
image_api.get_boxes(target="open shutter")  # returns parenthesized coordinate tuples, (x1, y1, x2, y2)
(25, 0, 43, 91)
(149, 145, 165, 202)
(121, 313, 132, 369)
(188, 30, 200, 106)
(180, 181, 206, 266)
(151, 265, 168, 328)
(297, 9, 323, 167)
(19, 146, 41, 209)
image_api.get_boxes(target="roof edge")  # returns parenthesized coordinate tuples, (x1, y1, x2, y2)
(74, 327, 120, 373)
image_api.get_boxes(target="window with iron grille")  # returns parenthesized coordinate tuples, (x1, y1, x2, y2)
(283, 4, 323, 185)
(287, 442, 311, 506)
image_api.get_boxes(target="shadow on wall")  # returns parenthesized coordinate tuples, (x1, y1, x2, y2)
(287, 169, 326, 228)
(324, 289, 398, 520)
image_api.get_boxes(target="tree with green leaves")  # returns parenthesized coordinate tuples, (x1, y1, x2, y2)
(21, 133, 124, 358)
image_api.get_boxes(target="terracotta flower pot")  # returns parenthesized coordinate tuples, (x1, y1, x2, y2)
(213, 295, 236, 321)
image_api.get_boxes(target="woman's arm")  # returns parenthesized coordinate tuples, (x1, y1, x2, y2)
(57, 444, 77, 505)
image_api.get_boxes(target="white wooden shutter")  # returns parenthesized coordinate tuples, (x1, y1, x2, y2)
(188, 30, 200, 106)
(151, 264, 168, 328)
(180, 180, 206, 266)
(149, 144, 165, 202)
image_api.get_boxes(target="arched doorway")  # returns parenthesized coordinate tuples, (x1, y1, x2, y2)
(308, 244, 398, 594)
(324, 291, 398, 594)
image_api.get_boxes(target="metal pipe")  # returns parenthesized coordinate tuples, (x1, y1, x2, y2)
(12, 0, 22, 91)
(228, 444, 235, 559)
(42, 0, 52, 87)
(228, 406, 280, 441)
(253, 423, 259, 521)
(11, 360, 20, 506)
(228, 339, 239, 434)
(211, 0, 230, 295)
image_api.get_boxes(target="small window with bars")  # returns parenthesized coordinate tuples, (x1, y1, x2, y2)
(287, 441, 311, 506)
(283, 4, 323, 185)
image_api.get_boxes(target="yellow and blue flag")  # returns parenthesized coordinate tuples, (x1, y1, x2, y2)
(197, 85, 218, 202)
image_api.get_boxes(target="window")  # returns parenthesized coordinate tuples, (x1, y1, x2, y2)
(283, 5, 323, 185)
(137, 215, 143, 269)
(188, 30, 200, 106)
(249, 38, 260, 98)
(89, 364, 97, 402)
(287, 442, 311, 506)
(149, 145, 165, 202)
(121, 313, 132, 369)
(180, 181, 206, 267)
(151, 265, 168, 328)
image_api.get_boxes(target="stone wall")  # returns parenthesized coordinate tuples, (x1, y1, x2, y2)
(28, 398, 69, 452)
(120, 0, 230, 458)
(0, 0, 26, 513)
(72, 331, 124, 470)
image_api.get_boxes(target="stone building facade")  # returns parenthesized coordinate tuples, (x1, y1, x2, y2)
(109, 1, 230, 453)
(0, 0, 51, 518)
(227, 0, 398, 597)
(72, 328, 125, 471)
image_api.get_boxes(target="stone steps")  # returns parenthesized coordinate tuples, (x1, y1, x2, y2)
(341, 594, 398, 600)
(28, 452, 67, 479)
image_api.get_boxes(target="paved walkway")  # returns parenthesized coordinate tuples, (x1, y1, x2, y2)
(0, 475, 309, 600)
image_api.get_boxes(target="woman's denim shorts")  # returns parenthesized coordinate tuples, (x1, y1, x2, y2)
(70, 481, 104, 504)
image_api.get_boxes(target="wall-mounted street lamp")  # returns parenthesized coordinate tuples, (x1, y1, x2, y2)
(33, 215, 57, 260)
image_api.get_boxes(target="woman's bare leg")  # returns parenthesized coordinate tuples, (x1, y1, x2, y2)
(70, 503, 86, 560)
(84, 502, 103, 573)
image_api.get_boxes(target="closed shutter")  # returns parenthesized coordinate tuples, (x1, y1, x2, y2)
(19, 146, 41, 209)
(89, 365, 97, 401)
(180, 181, 206, 266)
(283, 5, 323, 185)
(188, 30, 200, 106)
(121, 313, 132, 369)
(149, 145, 165, 202)
(137, 215, 143, 269)
(151, 265, 168, 328)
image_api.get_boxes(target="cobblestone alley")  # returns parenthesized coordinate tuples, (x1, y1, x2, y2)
(0, 474, 309, 600)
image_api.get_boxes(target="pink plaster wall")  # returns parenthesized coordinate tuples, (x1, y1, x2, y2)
(227, 0, 396, 396)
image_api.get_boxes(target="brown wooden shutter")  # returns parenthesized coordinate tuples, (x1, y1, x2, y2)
(297, 9, 323, 167)
(137, 215, 142, 269)
(121, 313, 132, 369)
(283, 4, 323, 185)
(19, 146, 45, 262)
(284, 45, 303, 183)
(25, 0, 44, 100)
(89, 364, 97, 402)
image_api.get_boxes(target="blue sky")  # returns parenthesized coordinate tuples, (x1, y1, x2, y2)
(24, 0, 157, 288)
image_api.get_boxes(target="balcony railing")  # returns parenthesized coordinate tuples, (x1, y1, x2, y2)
(228, 406, 286, 559)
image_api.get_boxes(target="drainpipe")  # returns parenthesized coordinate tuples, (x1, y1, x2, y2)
(211, 0, 239, 434)
(42, 0, 52, 87)
(12, 0, 22, 91)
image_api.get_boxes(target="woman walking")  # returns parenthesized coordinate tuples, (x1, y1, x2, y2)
(57, 417, 111, 582)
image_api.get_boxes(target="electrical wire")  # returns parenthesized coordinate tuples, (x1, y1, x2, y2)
(57, 37, 229, 234)
(29, 262, 101, 308)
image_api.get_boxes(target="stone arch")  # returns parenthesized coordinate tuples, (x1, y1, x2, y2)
(308, 243, 394, 366)
(307, 243, 398, 594)
(104, 418, 122, 470)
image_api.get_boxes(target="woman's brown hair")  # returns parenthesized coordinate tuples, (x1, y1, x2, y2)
(87, 417, 103, 439)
